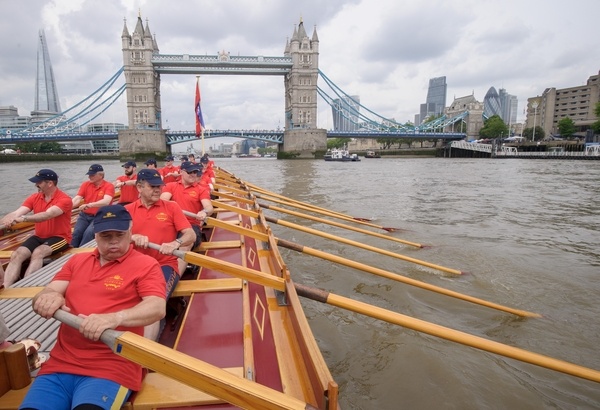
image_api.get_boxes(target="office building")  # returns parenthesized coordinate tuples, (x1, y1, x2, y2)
(526, 70, 600, 137)
(418, 76, 447, 123)
(331, 95, 360, 131)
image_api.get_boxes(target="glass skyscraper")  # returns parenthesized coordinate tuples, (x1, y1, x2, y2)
(419, 76, 447, 123)
(331, 95, 360, 131)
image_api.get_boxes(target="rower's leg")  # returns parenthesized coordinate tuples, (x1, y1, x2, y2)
(23, 244, 52, 278)
(3, 247, 31, 287)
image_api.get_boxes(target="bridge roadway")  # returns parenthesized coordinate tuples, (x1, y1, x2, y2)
(0, 129, 466, 145)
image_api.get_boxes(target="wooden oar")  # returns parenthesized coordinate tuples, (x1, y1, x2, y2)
(244, 183, 402, 232)
(293, 284, 600, 384)
(216, 175, 396, 230)
(155, 245, 599, 384)
(257, 202, 423, 248)
(263, 215, 461, 275)
(53, 309, 317, 410)
(169, 227, 534, 318)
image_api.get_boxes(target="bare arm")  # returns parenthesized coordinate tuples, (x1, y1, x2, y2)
(159, 192, 173, 201)
(32, 280, 70, 319)
(0, 206, 31, 226)
(18, 204, 64, 224)
(76, 295, 165, 341)
(79, 194, 113, 212)
(72, 195, 83, 208)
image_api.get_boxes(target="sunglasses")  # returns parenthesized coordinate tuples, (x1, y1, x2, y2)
(186, 170, 199, 175)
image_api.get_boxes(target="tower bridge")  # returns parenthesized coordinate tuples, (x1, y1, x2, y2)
(2, 15, 471, 157)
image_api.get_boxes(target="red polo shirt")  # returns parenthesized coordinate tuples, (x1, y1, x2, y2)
(22, 188, 73, 242)
(125, 199, 191, 273)
(162, 181, 211, 227)
(76, 180, 115, 215)
(159, 164, 180, 184)
(116, 174, 138, 204)
(38, 246, 166, 391)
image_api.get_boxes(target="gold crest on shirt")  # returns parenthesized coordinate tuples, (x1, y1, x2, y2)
(104, 274, 124, 290)
(156, 212, 169, 222)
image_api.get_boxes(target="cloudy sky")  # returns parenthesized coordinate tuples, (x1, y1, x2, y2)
(1, 0, 599, 146)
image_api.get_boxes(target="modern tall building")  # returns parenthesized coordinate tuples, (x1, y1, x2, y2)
(484, 86, 518, 127)
(331, 95, 360, 131)
(499, 88, 518, 126)
(32, 29, 61, 120)
(483, 87, 502, 118)
(526, 70, 600, 137)
(418, 76, 447, 123)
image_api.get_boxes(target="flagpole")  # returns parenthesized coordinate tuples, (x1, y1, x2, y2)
(196, 75, 206, 155)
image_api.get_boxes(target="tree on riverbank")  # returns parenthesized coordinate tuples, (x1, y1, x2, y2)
(592, 102, 600, 135)
(479, 115, 509, 139)
(558, 117, 576, 139)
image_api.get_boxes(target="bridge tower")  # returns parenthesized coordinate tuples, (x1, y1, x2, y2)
(119, 14, 167, 156)
(282, 19, 327, 157)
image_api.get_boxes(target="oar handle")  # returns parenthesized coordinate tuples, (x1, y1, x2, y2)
(53, 309, 122, 348)
(146, 242, 186, 260)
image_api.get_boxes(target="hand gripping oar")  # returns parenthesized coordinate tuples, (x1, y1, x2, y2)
(151, 245, 600, 384)
(53, 309, 317, 410)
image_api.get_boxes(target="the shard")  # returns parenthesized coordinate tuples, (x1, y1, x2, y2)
(33, 29, 61, 116)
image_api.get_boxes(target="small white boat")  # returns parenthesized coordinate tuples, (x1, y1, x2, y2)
(324, 147, 361, 162)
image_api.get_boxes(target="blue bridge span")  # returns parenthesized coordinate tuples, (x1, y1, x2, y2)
(0, 128, 466, 146)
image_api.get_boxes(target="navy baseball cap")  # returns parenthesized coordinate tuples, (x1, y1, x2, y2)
(136, 168, 164, 186)
(86, 164, 104, 175)
(180, 161, 201, 173)
(200, 156, 209, 164)
(122, 160, 137, 168)
(180, 155, 188, 161)
(144, 158, 157, 166)
(164, 155, 174, 161)
(93, 205, 132, 233)
(29, 169, 58, 183)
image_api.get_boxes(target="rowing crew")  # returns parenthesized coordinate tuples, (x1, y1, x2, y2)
(0, 156, 215, 290)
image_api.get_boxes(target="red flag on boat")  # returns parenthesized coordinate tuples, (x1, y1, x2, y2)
(195, 77, 205, 137)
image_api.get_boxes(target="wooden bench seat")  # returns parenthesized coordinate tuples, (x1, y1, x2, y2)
(127, 367, 243, 410)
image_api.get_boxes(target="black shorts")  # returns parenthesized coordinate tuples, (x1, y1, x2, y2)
(21, 236, 70, 255)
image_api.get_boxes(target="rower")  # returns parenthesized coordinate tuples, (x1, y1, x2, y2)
(0, 169, 72, 287)
(114, 160, 138, 205)
(160, 161, 213, 275)
(125, 169, 195, 341)
(71, 164, 115, 247)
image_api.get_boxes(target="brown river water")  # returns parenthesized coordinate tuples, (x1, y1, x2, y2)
(1, 157, 599, 409)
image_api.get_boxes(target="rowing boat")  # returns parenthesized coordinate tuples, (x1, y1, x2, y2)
(0, 169, 339, 409)
(2, 166, 600, 409)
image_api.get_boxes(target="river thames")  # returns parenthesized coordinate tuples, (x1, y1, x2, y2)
(1, 157, 599, 409)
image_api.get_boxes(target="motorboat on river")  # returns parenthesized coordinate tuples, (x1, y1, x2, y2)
(323, 147, 361, 162)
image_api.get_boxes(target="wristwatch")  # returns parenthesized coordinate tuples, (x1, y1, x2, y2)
(175, 238, 183, 248)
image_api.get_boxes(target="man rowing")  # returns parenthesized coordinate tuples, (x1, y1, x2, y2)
(125, 169, 195, 340)
(159, 155, 180, 184)
(114, 160, 138, 205)
(20, 205, 166, 410)
(0, 169, 72, 288)
(160, 161, 213, 275)
(71, 164, 115, 247)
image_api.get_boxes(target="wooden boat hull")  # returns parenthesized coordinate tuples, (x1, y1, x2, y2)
(0, 169, 339, 409)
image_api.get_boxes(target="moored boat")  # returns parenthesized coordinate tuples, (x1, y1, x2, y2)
(324, 147, 360, 162)
(364, 150, 381, 158)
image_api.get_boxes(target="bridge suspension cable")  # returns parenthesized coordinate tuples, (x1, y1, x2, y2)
(317, 69, 469, 134)
(24, 67, 126, 134)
